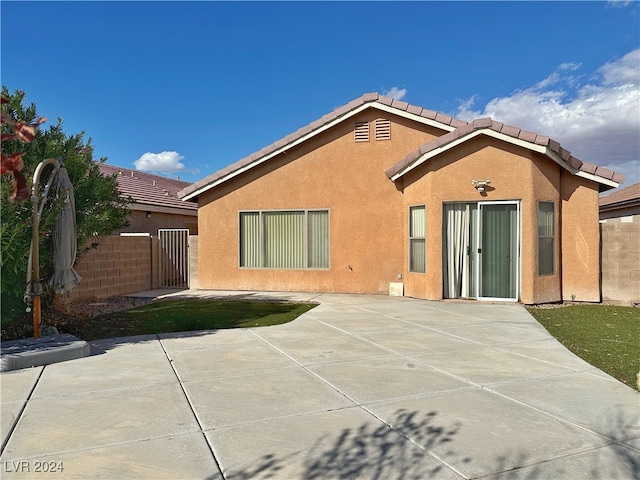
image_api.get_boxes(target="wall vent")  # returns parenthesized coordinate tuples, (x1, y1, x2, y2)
(354, 121, 370, 142)
(375, 118, 391, 140)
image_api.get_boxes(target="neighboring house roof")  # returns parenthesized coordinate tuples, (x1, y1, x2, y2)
(179, 92, 623, 201)
(599, 182, 640, 212)
(98, 163, 197, 215)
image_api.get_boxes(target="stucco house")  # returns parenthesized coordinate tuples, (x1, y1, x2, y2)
(179, 93, 624, 304)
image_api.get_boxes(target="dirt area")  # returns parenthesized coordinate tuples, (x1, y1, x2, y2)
(1, 296, 154, 341)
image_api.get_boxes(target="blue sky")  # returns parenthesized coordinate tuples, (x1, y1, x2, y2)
(2, 1, 639, 188)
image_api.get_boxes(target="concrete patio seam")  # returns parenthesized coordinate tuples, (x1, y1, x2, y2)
(305, 315, 486, 388)
(0, 366, 43, 456)
(0, 431, 207, 463)
(480, 383, 634, 445)
(157, 335, 224, 479)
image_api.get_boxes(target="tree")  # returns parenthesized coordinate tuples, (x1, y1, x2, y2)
(1, 87, 130, 323)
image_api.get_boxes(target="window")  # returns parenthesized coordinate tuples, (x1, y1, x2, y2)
(375, 118, 391, 140)
(537, 202, 555, 275)
(409, 205, 426, 273)
(354, 121, 369, 142)
(240, 210, 329, 269)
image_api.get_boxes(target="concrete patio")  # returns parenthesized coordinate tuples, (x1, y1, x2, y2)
(1, 291, 638, 479)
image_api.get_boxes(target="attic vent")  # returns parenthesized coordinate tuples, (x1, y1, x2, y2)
(375, 119, 391, 140)
(354, 121, 370, 142)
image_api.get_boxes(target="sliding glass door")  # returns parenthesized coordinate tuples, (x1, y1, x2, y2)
(478, 202, 519, 301)
(443, 201, 519, 301)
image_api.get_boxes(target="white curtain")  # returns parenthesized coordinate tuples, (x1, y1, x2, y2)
(444, 204, 470, 298)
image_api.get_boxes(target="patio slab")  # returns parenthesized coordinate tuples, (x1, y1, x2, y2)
(1, 290, 638, 479)
(183, 367, 355, 429)
(207, 407, 463, 480)
(366, 388, 610, 479)
(2, 382, 200, 459)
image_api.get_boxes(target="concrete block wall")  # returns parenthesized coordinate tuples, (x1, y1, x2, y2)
(60, 235, 154, 303)
(600, 215, 640, 306)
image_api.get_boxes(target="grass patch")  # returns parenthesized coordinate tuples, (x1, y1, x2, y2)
(76, 299, 317, 341)
(526, 304, 640, 390)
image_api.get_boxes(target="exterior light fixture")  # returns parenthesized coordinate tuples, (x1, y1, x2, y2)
(146, 212, 152, 218)
(471, 179, 491, 193)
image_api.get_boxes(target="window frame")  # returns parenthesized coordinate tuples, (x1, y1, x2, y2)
(537, 201, 555, 276)
(409, 204, 426, 273)
(239, 209, 330, 270)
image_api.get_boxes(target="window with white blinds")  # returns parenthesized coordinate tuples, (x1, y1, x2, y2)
(239, 210, 329, 269)
(537, 202, 555, 275)
(409, 205, 426, 273)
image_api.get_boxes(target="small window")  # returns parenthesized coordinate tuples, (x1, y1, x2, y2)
(537, 202, 555, 275)
(375, 118, 391, 140)
(354, 121, 369, 142)
(409, 205, 426, 273)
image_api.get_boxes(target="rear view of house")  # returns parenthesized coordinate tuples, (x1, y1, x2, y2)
(179, 93, 623, 304)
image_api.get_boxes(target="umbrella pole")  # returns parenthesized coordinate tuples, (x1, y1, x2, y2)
(28, 158, 61, 339)
(30, 189, 42, 338)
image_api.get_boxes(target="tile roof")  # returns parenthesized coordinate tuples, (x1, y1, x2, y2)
(179, 93, 624, 200)
(385, 118, 625, 189)
(98, 163, 197, 212)
(179, 93, 466, 200)
(599, 182, 640, 210)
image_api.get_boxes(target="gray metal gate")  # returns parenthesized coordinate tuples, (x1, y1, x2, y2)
(158, 229, 190, 288)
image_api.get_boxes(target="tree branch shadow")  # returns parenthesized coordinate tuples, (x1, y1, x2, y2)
(219, 406, 640, 480)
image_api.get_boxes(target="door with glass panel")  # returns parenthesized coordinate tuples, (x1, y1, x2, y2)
(443, 202, 519, 301)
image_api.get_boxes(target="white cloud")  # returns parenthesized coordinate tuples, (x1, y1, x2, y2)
(454, 49, 640, 186)
(607, 0, 632, 8)
(382, 87, 407, 101)
(134, 151, 188, 173)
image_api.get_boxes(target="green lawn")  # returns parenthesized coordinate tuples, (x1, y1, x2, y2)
(526, 304, 640, 391)
(76, 299, 317, 341)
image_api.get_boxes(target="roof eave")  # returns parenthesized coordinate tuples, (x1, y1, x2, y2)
(180, 100, 460, 202)
(390, 128, 621, 190)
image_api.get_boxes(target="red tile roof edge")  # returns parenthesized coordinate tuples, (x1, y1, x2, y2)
(385, 118, 626, 186)
(599, 182, 640, 208)
(98, 163, 197, 211)
(178, 93, 467, 199)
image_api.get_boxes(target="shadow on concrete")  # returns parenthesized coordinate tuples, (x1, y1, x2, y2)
(215, 407, 640, 480)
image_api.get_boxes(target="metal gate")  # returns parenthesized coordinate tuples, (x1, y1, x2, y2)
(158, 229, 190, 288)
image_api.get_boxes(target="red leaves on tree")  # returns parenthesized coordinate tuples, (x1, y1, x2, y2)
(1, 94, 47, 202)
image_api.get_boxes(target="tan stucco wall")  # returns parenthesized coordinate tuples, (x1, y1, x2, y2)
(560, 173, 601, 302)
(400, 136, 566, 304)
(117, 210, 198, 235)
(195, 113, 603, 303)
(600, 214, 640, 305)
(196, 110, 443, 294)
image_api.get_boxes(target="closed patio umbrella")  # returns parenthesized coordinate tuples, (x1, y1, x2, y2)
(49, 165, 81, 294)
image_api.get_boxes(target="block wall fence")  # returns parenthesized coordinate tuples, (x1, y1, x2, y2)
(600, 215, 640, 306)
(59, 235, 157, 304)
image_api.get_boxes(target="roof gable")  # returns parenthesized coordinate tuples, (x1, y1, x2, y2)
(179, 93, 467, 201)
(386, 118, 624, 191)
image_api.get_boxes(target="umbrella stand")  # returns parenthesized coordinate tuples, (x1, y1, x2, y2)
(25, 158, 62, 339)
